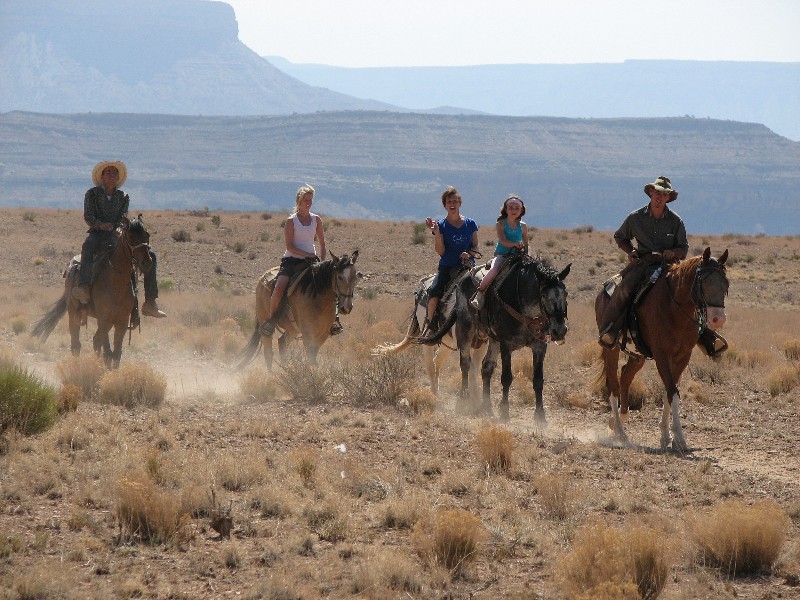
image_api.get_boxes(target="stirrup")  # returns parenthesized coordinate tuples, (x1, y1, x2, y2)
(598, 330, 618, 349)
(330, 320, 343, 336)
(260, 320, 276, 336)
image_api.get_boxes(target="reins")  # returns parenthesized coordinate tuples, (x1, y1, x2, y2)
(490, 257, 559, 342)
(665, 260, 727, 333)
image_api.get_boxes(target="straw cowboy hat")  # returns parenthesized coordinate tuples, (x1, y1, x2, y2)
(92, 161, 127, 187)
(644, 176, 678, 202)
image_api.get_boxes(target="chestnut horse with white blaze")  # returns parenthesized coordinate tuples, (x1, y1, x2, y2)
(595, 247, 729, 453)
(236, 250, 359, 370)
(31, 217, 153, 368)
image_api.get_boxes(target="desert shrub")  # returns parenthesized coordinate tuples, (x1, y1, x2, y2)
(231, 240, 245, 253)
(0, 365, 57, 435)
(211, 215, 221, 227)
(475, 424, 515, 473)
(558, 520, 670, 600)
(411, 508, 487, 576)
(56, 354, 106, 399)
(22, 210, 36, 222)
(10, 317, 26, 334)
(290, 445, 319, 487)
(239, 369, 281, 403)
(274, 355, 335, 403)
(535, 472, 577, 521)
(302, 499, 349, 542)
(690, 499, 789, 576)
(572, 224, 594, 234)
(766, 365, 798, 396)
(351, 551, 423, 596)
(57, 384, 82, 414)
(337, 353, 416, 406)
(195, 221, 206, 231)
(782, 339, 800, 362)
(402, 386, 437, 415)
(115, 472, 190, 545)
(381, 492, 427, 530)
(171, 228, 191, 242)
(159, 278, 176, 292)
(97, 362, 166, 408)
(412, 222, 428, 244)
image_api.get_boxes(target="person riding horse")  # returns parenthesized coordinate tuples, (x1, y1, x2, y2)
(597, 175, 726, 357)
(73, 161, 166, 319)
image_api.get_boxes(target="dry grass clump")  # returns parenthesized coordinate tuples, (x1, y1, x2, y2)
(338, 353, 417, 406)
(56, 353, 106, 399)
(411, 508, 487, 577)
(97, 361, 167, 408)
(401, 386, 438, 414)
(238, 369, 281, 403)
(474, 424, 515, 473)
(558, 520, 671, 600)
(57, 383, 82, 414)
(723, 347, 772, 369)
(689, 499, 790, 576)
(115, 472, 191, 545)
(351, 551, 424, 597)
(0, 364, 57, 435)
(274, 354, 335, 403)
(766, 364, 799, 396)
(380, 491, 428, 530)
(535, 472, 579, 521)
(781, 338, 800, 362)
(301, 498, 350, 542)
(289, 444, 319, 488)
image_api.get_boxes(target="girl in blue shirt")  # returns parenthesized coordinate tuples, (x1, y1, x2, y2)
(423, 186, 479, 332)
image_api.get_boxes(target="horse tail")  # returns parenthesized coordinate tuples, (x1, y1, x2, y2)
(234, 322, 263, 371)
(30, 295, 68, 342)
(372, 301, 422, 355)
(417, 302, 458, 347)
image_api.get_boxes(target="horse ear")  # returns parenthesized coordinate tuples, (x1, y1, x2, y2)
(703, 247, 711, 262)
(329, 250, 339, 262)
(350, 249, 359, 264)
(558, 263, 571, 281)
(718, 249, 729, 265)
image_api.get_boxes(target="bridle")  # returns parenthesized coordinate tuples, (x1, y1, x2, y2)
(667, 258, 728, 331)
(109, 222, 151, 274)
(333, 259, 356, 310)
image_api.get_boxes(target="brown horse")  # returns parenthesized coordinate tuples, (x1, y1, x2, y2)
(236, 250, 359, 370)
(31, 217, 153, 368)
(595, 247, 729, 452)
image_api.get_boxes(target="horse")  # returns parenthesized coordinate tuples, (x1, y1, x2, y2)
(236, 250, 359, 370)
(419, 254, 571, 422)
(372, 271, 488, 405)
(594, 247, 729, 453)
(31, 216, 153, 368)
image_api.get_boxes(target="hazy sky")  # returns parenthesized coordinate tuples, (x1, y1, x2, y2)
(224, 0, 800, 67)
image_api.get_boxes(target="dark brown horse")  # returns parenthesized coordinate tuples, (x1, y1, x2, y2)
(595, 247, 729, 452)
(236, 250, 359, 370)
(31, 217, 153, 368)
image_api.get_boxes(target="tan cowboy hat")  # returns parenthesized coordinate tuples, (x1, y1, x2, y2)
(644, 176, 678, 202)
(92, 161, 127, 187)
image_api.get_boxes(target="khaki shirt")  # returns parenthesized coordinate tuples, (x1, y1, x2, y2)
(614, 204, 688, 257)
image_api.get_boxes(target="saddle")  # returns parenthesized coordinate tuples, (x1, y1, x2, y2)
(601, 270, 659, 358)
(417, 265, 468, 333)
(261, 263, 315, 335)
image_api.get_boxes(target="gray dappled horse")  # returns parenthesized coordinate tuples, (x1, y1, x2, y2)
(420, 254, 570, 422)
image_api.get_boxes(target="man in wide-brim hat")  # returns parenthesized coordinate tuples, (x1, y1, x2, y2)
(73, 161, 166, 318)
(597, 175, 688, 348)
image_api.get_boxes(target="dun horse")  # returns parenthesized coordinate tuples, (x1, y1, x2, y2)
(236, 250, 359, 369)
(420, 254, 570, 422)
(595, 247, 729, 452)
(31, 217, 153, 368)
(373, 272, 488, 402)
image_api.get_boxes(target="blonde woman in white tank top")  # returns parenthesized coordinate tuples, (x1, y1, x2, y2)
(261, 184, 327, 335)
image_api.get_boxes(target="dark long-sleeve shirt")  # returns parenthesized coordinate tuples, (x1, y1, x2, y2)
(614, 204, 688, 257)
(83, 186, 129, 230)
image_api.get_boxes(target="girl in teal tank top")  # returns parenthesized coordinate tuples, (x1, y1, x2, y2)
(471, 195, 529, 309)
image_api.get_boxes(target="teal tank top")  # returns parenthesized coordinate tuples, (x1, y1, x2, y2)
(494, 220, 523, 256)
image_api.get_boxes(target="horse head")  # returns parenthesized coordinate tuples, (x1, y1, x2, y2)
(122, 216, 153, 274)
(694, 247, 729, 330)
(330, 249, 359, 315)
(517, 258, 570, 343)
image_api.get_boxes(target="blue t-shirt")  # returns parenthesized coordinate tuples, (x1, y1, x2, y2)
(438, 217, 478, 268)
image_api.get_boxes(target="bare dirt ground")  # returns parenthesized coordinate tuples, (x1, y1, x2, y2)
(1, 207, 799, 599)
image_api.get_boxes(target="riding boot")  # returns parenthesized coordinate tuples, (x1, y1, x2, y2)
(260, 319, 276, 336)
(598, 264, 645, 348)
(470, 290, 485, 310)
(142, 298, 166, 318)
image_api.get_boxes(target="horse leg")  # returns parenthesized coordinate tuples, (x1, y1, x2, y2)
(498, 344, 514, 422)
(261, 333, 275, 370)
(423, 345, 440, 396)
(480, 341, 498, 417)
(468, 342, 488, 412)
(110, 323, 126, 369)
(67, 304, 82, 356)
(619, 355, 646, 416)
(530, 341, 547, 425)
(93, 324, 112, 368)
(653, 358, 687, 453)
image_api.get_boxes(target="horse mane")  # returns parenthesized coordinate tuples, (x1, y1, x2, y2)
(128, 219, 146, 235)
(297, 259, 338, 298)
(669, 255, 702, 279)
(521, 254, 560, 284)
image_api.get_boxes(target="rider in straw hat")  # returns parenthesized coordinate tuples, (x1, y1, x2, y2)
(598, 176, 687, 348)
(73, 161, 166, 318)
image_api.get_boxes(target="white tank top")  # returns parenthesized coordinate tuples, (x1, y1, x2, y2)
(283, 213, 318, 258)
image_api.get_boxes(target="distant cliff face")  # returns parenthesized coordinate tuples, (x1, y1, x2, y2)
(0, 0, 392, 114)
